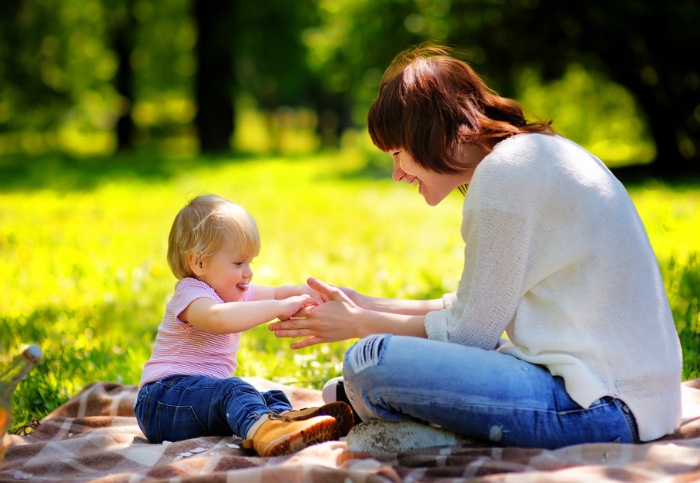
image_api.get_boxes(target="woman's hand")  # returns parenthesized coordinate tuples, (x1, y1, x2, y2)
(336, 285, 364, 306)
(303, 284, 331, 303)
(269, 277, 363, 349)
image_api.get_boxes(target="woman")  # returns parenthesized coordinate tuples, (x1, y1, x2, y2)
(269, 45, 682, 450)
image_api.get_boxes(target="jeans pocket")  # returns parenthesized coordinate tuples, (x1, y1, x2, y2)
(155, 402, 207, 443)
(612, 399, 641, 444)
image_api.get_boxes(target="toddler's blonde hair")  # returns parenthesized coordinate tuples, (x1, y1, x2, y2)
(167, 194, 260, 279)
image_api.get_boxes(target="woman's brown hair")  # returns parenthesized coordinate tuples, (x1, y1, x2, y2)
(367, 45, 554, 174)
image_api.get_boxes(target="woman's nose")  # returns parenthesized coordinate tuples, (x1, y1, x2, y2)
(392, 159, 405, 182)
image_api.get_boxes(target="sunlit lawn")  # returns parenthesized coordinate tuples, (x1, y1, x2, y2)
(1, 147, 699, 430)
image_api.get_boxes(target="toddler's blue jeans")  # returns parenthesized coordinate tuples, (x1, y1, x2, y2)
(343, 334, 640, 449)
(134, 375, 292, 443)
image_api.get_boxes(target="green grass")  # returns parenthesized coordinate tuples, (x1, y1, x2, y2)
(1, 149, 699, 432)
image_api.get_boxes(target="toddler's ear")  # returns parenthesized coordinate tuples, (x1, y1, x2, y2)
(188, 252, 205, 276)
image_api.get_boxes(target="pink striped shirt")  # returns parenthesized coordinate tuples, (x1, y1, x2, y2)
(138, 277, 254, 390)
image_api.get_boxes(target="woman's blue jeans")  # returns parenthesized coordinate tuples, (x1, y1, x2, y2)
(342, 334, 640, 449)
(133, 375, 292, 443)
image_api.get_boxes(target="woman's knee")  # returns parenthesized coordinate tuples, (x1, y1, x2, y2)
(343, 334, 391, 378)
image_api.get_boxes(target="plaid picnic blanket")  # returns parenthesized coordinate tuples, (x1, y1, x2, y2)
(2, 377, 700, 482)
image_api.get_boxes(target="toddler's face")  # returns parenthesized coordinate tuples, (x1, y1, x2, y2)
(198, 234, 253, 303)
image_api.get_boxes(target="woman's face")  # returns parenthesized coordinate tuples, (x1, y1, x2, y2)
(390, 149, 473, 206)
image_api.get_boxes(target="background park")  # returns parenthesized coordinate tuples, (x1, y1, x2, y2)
(1, 0, 699, 431)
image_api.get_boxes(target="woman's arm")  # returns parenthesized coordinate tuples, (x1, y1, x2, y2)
(181, 295, 317, 334)
(340, 286, 444, 315)
(269, 277, 432, 349)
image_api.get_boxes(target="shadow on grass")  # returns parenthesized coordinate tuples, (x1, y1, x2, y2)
(610, 164, 700, 189)
(0, 152, 261, 192)
(338, 149, 700, 189)
(2, 150, 699, 192)
(339, 151, 393, 180)
(339, 161, 700, 192)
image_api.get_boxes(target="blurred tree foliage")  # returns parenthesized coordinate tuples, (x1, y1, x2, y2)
(0, 0, 118, 154)
(444, 0, 700, 174)
(0, 0, 698, 173)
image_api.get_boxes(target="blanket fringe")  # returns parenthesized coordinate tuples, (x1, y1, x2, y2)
(13, 418, 41, 435)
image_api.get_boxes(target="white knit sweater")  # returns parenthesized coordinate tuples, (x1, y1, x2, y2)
(424, 133, 682, 442)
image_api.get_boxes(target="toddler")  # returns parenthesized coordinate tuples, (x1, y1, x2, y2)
(134, 194, 352, 456)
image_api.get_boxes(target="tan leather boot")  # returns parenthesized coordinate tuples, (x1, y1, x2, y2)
(242, 415, 339, 457)
(279, 401, 354, 437)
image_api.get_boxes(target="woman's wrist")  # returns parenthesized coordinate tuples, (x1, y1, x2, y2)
(353, 292, 373, 309)
(354, 307, 427, 339)
(354, 306, 377, 339)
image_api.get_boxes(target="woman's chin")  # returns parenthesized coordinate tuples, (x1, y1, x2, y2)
(420, 189, 448, 206)
(421, 193, 440, 206)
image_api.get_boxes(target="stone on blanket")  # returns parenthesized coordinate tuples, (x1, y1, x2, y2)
(346, 419, 473, 453)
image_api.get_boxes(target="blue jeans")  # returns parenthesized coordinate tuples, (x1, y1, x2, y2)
(133, 375, 292, 443)
(342, 334, 640, 449)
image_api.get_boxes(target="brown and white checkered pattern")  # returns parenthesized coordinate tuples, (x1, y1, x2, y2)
(2, 379, 700, 482)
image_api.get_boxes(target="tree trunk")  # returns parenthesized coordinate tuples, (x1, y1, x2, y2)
(113, 11, 135, 151)
(193, 1, 235, 154)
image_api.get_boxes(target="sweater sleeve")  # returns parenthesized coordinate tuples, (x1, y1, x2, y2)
(425, 202, 533, 348)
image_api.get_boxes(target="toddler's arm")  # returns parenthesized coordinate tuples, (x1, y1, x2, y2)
(180, 294, 318, 334)
(254, 284, 328, 303)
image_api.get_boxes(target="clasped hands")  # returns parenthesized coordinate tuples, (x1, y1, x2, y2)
(269, 276, 360, 349)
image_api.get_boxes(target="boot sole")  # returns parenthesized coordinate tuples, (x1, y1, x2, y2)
(263, 416, 339, 457)
(346, 419, 474, 453)
(283, 402, 355, 437)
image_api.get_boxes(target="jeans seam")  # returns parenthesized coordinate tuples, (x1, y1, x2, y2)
(135, 382, 155, 437)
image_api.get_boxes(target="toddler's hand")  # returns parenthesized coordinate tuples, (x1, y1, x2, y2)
(277, 294, 319, 321)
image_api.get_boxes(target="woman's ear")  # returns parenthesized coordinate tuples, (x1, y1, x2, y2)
(188, 252, 205, 277)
